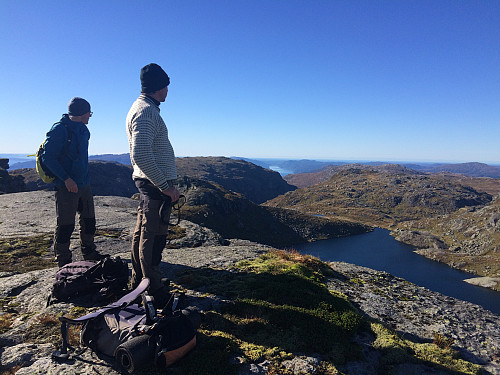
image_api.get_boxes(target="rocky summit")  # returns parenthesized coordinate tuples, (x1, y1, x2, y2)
(0, 191, 499, 374)
(0, 159, 24, 195)
(175, 156, 297, 204)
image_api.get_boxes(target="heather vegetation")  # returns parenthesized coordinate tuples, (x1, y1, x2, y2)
(267, 167, 492, 227)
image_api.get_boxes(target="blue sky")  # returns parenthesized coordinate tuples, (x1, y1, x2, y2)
(1, 1, 499, 163)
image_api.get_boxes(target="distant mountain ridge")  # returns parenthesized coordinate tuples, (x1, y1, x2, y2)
(89, 153, 131, 164)
(7, 153, 500, 179)
(6, 156, 296, 204)
(285, 163, 423, 188)
(406, 161, 500, 178)
(236, 158, 500, 178)
(285, 162, 500, 188)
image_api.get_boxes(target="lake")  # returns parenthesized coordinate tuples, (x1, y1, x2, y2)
(268, 165, 293, 176)
(294, 228, 500, 315)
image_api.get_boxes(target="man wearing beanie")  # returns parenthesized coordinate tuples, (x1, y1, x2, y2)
(42, 97, 107, 267)
(126, 63, 180, 307)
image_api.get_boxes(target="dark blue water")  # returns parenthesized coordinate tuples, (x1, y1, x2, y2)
(295, 228, 500, 315)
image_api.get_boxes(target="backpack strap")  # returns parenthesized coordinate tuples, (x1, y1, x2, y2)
(53, 278, 150, 360)
(27, 122, 72, 159)
(59, 278, 150, 325)
(53, 121, 73, 154)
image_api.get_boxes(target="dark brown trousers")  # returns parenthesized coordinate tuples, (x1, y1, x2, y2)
(131, 179, 170, 293)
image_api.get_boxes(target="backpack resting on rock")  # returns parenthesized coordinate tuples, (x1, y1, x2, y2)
(53, 278, 200, 374)
(47, 257, 129, 306)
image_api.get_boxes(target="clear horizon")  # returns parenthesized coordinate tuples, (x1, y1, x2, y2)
(1, 1, 499, 163)
(2, 153, 499, 167)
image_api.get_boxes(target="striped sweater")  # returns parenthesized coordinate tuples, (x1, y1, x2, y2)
(126, 94, 177, 191)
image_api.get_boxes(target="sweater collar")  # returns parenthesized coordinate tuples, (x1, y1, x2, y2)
(141, 94, 161, 107)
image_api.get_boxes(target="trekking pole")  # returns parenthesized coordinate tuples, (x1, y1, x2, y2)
(52, 319, 71, 361)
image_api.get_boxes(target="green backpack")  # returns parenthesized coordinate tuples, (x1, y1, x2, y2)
(29, 122, 71, 184)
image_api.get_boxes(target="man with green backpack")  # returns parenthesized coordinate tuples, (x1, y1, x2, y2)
(41, 97, 107, 267)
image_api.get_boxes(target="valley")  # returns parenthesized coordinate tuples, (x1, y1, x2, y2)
(2, 156, 499, 289)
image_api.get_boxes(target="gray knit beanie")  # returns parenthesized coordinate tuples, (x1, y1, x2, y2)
(68, 97, 91, 116)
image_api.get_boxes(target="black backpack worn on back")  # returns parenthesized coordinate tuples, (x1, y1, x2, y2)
(53, 278, 200, 374)
(47, 257, 129, 306)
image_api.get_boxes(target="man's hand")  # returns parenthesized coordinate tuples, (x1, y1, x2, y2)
(161, 186, 180, 202)
(64, 178, 78, 193)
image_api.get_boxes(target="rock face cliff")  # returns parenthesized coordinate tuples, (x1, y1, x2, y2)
(0, 191, 499, 374)
(177, 176, 371, 248)
(176, 156, 297, 204)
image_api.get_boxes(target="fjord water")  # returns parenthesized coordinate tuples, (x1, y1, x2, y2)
(295, 228, 500, 315)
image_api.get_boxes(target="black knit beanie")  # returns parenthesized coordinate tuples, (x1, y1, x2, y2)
(140, 63, 170, 93)
(68, 97, 91, 116)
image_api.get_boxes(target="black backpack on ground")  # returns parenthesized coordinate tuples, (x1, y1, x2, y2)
(47, 257, 129, 306)
(52, 278, 200, 374)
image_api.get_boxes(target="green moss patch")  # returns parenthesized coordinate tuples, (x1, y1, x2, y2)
(170, 250, 484, 374)
(173, 249, 363, 373)
(371, 322, 483, 375)
(0, 235, 55, 273)
(95, 228, 123, 238)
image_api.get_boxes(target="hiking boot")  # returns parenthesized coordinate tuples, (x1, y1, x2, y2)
(57, 257, 72, 268)
(83, 250, 109, 262)
(54, 245, 72, 268)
